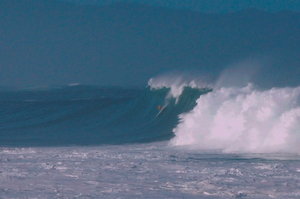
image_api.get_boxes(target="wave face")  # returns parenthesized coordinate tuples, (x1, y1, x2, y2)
(0, 84, 210, 147)
(171, 83, 300, 153)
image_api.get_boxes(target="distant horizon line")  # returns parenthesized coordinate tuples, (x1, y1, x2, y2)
(0, 83, 145, 91)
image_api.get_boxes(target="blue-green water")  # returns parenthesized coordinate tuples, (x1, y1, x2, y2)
(0, 85, 210, 146)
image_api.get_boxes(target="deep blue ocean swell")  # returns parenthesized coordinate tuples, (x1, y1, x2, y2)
(0, 85, 211, 146)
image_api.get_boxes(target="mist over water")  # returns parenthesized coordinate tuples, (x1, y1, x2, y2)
(213, 55, 271, 89)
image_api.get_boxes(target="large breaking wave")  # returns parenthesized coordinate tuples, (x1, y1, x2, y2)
(171, 83, 300, 154)
(2, 72, 300, 153)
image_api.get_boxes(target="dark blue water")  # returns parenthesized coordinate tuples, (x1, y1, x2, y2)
(0, 85, 210, 146)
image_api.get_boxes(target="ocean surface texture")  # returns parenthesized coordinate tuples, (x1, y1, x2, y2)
(1, 77, 300, 198)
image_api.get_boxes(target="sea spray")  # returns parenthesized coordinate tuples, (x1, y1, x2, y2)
(171, 84, 300, 153)
(148, 74, 210, 102)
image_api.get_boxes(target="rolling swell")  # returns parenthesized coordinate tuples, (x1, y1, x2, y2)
(0, 85, 210, 146)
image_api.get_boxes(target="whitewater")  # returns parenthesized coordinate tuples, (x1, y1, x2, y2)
(1, 74, 300, 198)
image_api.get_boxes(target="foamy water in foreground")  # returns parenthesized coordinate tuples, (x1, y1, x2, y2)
(1, 142, 300, 198)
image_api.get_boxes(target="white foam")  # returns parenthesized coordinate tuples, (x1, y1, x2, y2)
(0, 143, 299, 198)
(68, 83, 80, 86)
(148, 74, 209, 102)
(171, 84, 300, 153)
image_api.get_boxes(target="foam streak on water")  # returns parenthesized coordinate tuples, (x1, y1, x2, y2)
(1, 143, 300, 198)
(171, 84, 300, 153)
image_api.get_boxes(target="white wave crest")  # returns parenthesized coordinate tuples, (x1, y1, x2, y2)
(171, 83, 300, 153)
(148, 75, 209, 101)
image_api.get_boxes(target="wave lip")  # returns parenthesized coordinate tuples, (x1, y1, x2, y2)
(171, 83, 300, 154)
(148, 75, 210, 101)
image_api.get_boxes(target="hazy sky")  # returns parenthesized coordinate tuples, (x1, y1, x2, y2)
(1, 0, 299, 88)
(63, 0, 300, 13)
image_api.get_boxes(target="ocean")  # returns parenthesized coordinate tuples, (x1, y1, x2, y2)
(1, 76, 300, 198)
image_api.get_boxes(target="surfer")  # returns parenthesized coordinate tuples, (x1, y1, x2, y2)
(156, 104, 168, 117)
